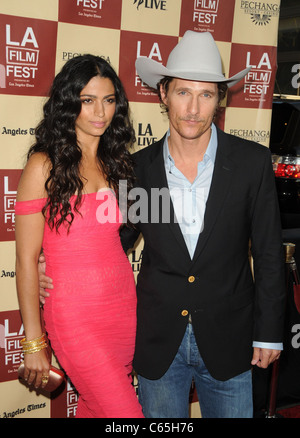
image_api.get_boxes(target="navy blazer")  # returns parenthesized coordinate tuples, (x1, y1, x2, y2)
(121, 127, 286, 381)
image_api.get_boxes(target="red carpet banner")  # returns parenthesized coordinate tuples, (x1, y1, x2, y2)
(0, 0, 281, 418)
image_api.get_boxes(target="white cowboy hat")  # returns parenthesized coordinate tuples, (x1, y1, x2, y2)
(135, 31, 251, 89)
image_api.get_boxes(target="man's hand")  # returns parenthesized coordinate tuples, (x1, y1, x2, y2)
(251, 347, 281, 368)
(38, 253, 53, 305)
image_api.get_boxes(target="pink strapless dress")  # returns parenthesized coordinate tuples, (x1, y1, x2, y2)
(15, 191, 143, 418)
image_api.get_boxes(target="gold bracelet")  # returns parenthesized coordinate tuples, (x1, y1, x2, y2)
(21, 335, 47, 348)
(20, 333, 45, 345)
(21, 342, 48, 354)
(20, 333, 48, 354)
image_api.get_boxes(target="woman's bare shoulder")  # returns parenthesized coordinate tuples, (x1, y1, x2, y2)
(17, 152, 51, 201)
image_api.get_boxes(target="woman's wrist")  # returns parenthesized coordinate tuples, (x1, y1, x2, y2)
(21, 333, 48, 354)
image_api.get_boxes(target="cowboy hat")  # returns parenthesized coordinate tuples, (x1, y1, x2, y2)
(135, 31, 251, 89)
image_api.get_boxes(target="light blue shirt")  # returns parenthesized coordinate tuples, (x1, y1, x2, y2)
(163, 124, 217, 259)
(163, 123, 282, 351)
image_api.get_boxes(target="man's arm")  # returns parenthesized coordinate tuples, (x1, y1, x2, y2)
(250, 148, 286, 359)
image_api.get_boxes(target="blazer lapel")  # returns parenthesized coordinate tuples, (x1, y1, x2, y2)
(192, 130, 236, 263)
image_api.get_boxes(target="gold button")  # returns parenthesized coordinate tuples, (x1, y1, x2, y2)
(188, 276, 195, 283)
(181, 310, 188, 317)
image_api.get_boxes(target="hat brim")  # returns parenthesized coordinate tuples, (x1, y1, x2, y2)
(135, 57, 251, 89)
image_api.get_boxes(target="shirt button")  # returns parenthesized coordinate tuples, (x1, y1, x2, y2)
(188, 276, 195, 283)
(181, 310, 188, 317)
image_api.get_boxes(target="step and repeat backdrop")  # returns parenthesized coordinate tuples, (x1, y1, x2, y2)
(0, 0, 281, 419)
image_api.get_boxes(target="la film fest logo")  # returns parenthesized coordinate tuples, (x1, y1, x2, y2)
(76, 0, 105, 16)
(2, 176, 17, 233)
(179, 0, 235, 41)
(0, 15, 57, 95)
(240, 1, 280, 26)
(0, 314, 24, 377)
(0, 170, 22, 241)
(135, 38, 164, 93)
(244, 50, 272, 100)
(59, 0, 122, 28)
(4, 24, 39, 88)
(193, 0, 219, 25)
(118, 31, 177, 102)
(132, 35, 177, 101)
(66, 380, 78, 417)
(242, 50, 299, 96)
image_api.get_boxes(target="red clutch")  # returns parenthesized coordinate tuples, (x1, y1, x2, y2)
(18, 363, 65, 392)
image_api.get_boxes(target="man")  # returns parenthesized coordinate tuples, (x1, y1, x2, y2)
(40, 31, 286, 418)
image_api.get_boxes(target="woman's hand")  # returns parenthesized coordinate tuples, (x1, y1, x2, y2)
(23, 348, 50, 389)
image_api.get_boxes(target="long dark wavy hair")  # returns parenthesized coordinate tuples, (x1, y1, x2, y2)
(27, 54, 135, 232)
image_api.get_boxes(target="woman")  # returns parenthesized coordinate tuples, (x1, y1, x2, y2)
(15, 55, 144, 418)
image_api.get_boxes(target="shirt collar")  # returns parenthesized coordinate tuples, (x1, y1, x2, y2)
(163, 123, 218, 171)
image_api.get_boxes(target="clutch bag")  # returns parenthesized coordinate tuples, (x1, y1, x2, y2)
(18, 363, 65, 392)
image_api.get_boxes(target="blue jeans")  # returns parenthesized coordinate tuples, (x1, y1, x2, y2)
(138, 323, 253, 418)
